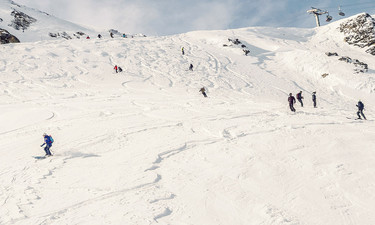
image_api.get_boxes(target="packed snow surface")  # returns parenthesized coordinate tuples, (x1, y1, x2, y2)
(1, 20, 375, 224)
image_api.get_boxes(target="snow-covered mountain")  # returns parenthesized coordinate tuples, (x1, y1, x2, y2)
(0, 0, 100, 42)
(1, 2, 375, 224)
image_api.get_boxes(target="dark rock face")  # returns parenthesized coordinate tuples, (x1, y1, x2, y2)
(365, 46, 375, 55)
(338, 56, 368, 73)
(0, 28, 20, 44)
(325, 52, 339, 56)
(339, 13, 375, 55)
(49, 32, 73, 40)
(8, 9, 37, 31)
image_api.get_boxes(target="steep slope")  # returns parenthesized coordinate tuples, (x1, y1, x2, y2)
(1, 15, 375, 225)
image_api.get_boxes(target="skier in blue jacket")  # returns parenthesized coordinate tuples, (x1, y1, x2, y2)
(356, 100, 366, 120)
(41, 133, 53, 156)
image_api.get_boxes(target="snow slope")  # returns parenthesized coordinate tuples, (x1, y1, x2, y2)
(1, 15, 375, 225)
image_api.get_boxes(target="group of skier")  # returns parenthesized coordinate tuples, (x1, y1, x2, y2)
(181, 46, 207, 98)
(288, 91, 366, 120)
(288, 91, 308, 112)
(113, 65, 123, 73)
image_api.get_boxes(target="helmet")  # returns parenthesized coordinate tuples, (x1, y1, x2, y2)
(289, 93, 292, 96)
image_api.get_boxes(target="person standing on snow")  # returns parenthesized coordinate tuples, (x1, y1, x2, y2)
(312, 91, 317, 108)
(41, 133, 53, 156)
(199, 87, 207, 97)
(181, 47, 185, 55)
(110, 32, 114, 38)
(296, 91, 304, 107)
(356, 100, 366, 120)
(288, 93, 296, 112)
(98, 34, 102, 38)
(114, 65, 118, 73)
(189, 63, 194, 71)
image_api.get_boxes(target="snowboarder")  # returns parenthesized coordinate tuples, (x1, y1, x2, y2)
(181, 47, 185, 55)
(98, 34, 102, 38)
(189, 64, 194, 71)
(296, 91, 304, 107)
(288, 93, 296, 112)
(312, 91, 317, 108)
(199, 87, 207, 97)
(118, 67, 123, 72)
(114, 65, 118, 73)
(356, 100, 366, 120)
(41, 133, 53, 156)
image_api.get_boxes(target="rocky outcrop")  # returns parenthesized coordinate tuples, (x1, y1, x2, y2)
(223, 38, 251, 56)
(8, 9, 37, 31)
(0, 28, 20, 44)
(338, 56, 368, 73)
(339, 13, 375, 55)
(325, 52, 338, 56)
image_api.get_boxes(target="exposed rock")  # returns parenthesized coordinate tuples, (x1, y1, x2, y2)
(325, 52, 338, 56)
(228, 38, 241, 45)
(338, 56, 352, 63)
(49, 32, 57, 38)
(8, 9, 37, 31)
(225, 38, 250, 55)
(365, 46, 375, 55)
(10, 1, 21, 8)
(339, 13, 375, 55)
(0, 28, 20, 44)
(321, 73, 329, 78)
(73, 32, 85, 39)
(338, 56, 368, 73)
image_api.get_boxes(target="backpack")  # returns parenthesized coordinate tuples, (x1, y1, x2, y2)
(49, 136, 54, 143)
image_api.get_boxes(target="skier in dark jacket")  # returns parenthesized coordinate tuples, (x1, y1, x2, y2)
(199, 87, 207, 97)
(296, 91, 304, 107)
(356, 100, 366, 120)
(98, 34, 102, 38)
(288, 93, 296, 112)
(189, 64, 193, 71)
(312, 91, 317, 108)
(41, 133, 53, 156)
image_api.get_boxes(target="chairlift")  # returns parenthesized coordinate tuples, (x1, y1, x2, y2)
(326, 14, 333, 22)
(338, 6, 345, 16)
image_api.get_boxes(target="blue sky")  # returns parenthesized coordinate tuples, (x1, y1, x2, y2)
(16, 0, 375, 35)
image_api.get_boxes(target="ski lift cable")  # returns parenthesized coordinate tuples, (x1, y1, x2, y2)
(320, 1, 375, 10)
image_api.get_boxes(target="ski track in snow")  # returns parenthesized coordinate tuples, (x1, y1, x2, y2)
(1, 22, 375, 225)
